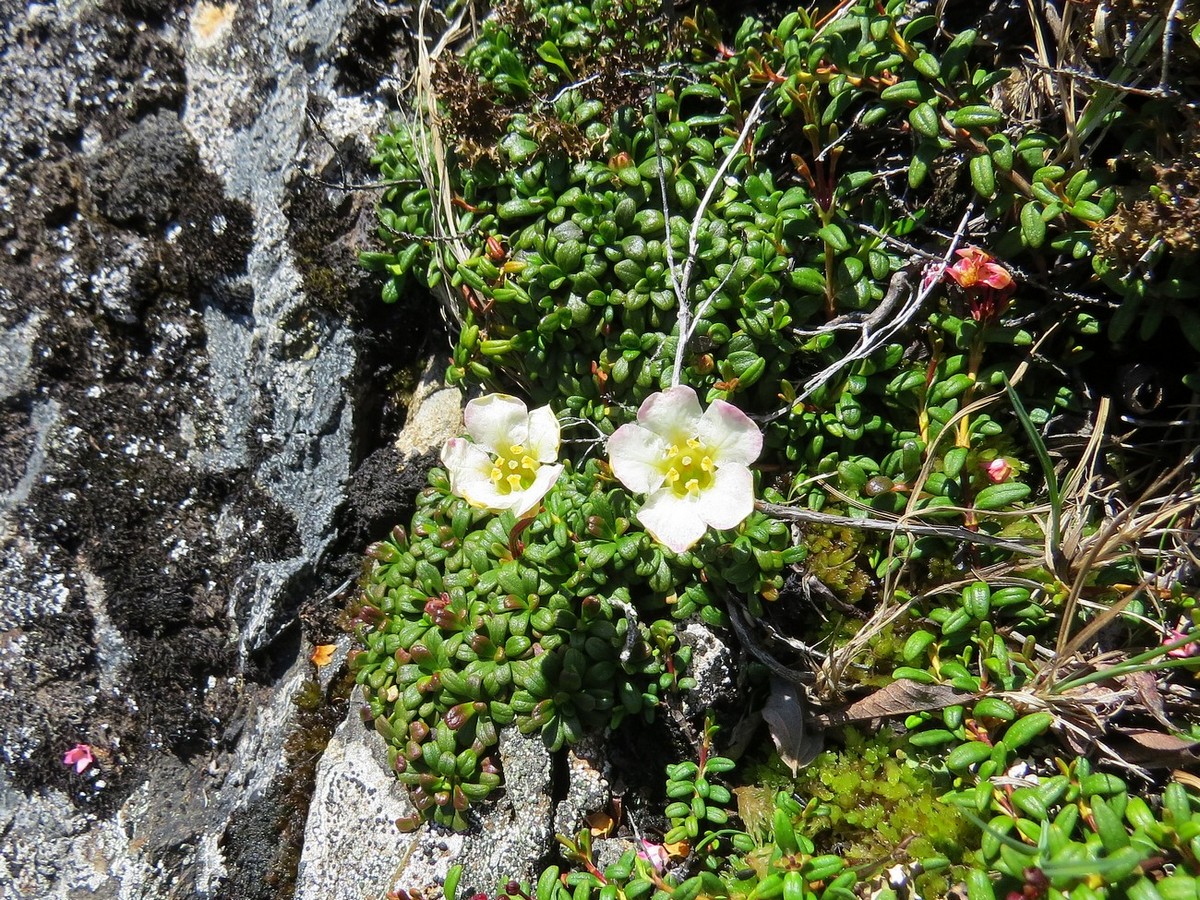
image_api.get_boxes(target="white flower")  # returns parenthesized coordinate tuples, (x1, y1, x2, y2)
(607, 385, 762, 553)
(440, 394, 564, 518)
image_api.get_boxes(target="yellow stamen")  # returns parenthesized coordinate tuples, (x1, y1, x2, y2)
(662, 439, 717, 497)
(488, 442, 540, 494)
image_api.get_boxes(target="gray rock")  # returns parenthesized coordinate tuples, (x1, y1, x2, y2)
(0, 0, 422, 895)
(296, 711, 441, 900)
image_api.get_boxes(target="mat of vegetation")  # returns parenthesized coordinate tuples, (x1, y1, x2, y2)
(353, 1, 1200, 897)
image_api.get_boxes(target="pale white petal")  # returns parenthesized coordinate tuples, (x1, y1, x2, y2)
(458, 478, 516, 513)
(636, 385, 702, 445)
(508, 463, 563, 518)
(441, 438, 501, 508)
(441, 438, 492, 487)
(695, 465, 755, 531)
(525, 405, 561, 463)
(636, 489, 708, 554)
(698, 400, 763, 467)
(464, 394, 529, 453)
(607, 424, 670, 495)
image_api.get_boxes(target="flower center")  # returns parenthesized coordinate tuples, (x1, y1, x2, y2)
(489, 443, 539, 494)
(662, 438, 716, 498)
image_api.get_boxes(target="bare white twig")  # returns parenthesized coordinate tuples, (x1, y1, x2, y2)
(789, 204, 975, 405)
(670, 92, 769, 386)
(1162, 0, 1187, 92)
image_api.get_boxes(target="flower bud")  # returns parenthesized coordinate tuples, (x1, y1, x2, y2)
(985, 458, 1013, 483)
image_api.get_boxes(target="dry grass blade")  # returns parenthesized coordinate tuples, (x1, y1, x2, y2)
(411, 0, 475, 330)
(1051, 447, 1200, 663)
(757, 500, 1043, 557)
(812, 594, 913, 701)
(1057, 397, 1110, 564)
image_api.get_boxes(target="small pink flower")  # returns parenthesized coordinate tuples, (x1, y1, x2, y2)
(63, 743, 94, 774)
(985, 458, 1013, 483)
(947, 248, 1014, 292)
(637, 840, 669, 873)
(1165, 620, 1199, 659)
(945, 248, 1016, 323)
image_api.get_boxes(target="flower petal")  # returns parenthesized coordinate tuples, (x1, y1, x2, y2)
(636, 489, 708, 553)
(441, 438, 495, 501)
(458, 478, 515, 513)
(607, 423, 670, 495)
(525, 405, 561, 463)
(698, 400, 763, 467)
(464, 394, 529, 453)
(508, 462, 563, 518)
(694, 465, 755, 531)
(636, 385, 702, 444)
(978, 264, 1013, 290)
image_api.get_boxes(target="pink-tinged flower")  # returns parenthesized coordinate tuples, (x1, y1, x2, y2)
(607, 385, 762, 553)
(637, 839, 669, 873)
(947, 247, 1014, 291)
(985, 458, 1013, 483)
(946, 248, 1016, 324)
(1164, 619, 1199, 659)
(440, 394, 563, 518)
(63, 743, 94, 774)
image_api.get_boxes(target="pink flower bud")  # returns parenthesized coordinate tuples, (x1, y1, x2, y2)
(1165, 619, 1199, 658)
(985, 458, 1013, 483)
(637, 840, 670, 873)
(63, 743, 94, 774)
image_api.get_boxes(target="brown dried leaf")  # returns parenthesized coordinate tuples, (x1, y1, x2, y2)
(762, 677, 822, 775)
(585, 811, 615, 837)
(310, 643, 336, 667)
(811, 679, 970, 728)
(1110, 729, 1200, 767)
(1122, 670, 1174, 730)
(1173, 770, 1200, 792)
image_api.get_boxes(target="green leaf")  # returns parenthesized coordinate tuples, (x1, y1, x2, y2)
(817, 223, 851, 252)
(536, 41, 572, 78)
(913, 52, 941, 80)
(1019, 201, 1046, 247)
(909, 102, 940, 138)
(1004, 377, 1060, 547)
(790, 267, 826, 294)
(969, 153, 995, 198)
(952, 105, 1004, 128)
(1002, 711, 1053, 749)
(1069, 200, 1107, 222)
(881, 80, 924, 103)
(974, 482, 1031, 510)
(909, 143, 936, 189)
(946, 740, 993, 771)
(943, 29, 978, 80)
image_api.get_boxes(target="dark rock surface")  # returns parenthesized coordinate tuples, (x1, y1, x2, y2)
(0, 0, 434, 895)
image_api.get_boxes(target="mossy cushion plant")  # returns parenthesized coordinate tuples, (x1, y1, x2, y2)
(356, 0, 1200, 896)
(352, 393, 797, 828)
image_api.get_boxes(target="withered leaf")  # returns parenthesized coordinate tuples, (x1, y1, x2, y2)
(585, 811, 615, 837)
(811, 679, 971, 728)
(1122, 670, 1174, 730)
(1111, 729, 1200, 766)
(762, 677, 822, 775)
(310, 643, 336, 667)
